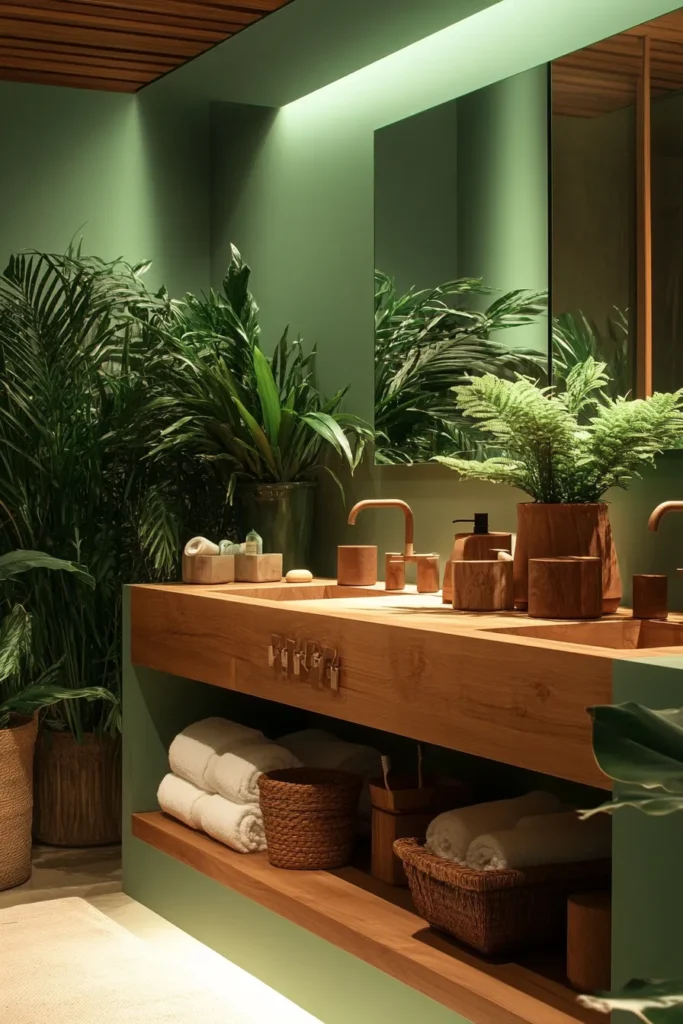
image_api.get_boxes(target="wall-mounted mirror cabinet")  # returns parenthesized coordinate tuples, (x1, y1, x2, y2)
(373, 68, 549, 465)
(551, 7, 683, 397)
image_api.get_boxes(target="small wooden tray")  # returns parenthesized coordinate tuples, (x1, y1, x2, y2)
(182, 554, 235, 584)
(235, 553, 283, 583)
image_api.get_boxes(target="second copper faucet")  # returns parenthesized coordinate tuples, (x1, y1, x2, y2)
(347, 499, 438, 593)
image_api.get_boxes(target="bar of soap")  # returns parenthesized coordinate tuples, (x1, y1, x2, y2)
(285, 569, 313, 583)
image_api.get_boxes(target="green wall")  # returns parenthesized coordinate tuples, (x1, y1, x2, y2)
(0, 80, 210, 296)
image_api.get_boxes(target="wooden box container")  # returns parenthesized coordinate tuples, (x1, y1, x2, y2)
(234, 553, 283, 583)
(182, 554, 235, 585)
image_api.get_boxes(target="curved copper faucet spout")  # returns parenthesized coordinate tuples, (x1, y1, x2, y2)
(648, 501, 683, 531)
(347, 499, 414, 556)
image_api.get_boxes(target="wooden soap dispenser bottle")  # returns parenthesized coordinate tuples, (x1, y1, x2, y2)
(442, 512, 512, 604)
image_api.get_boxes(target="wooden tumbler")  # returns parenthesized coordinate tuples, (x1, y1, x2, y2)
(632, 574, 668, 620)
(528, 557, 602, 619)
(337, 545, 378, 586)
(452, 560, 513, 611)
(567, 891, 611, 992)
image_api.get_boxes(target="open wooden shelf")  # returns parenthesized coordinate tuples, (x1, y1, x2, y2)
(132, 812, 597, 1024)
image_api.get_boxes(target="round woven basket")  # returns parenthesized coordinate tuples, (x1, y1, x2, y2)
(0, 714, 38, 891)
(258, 767, 362, 870)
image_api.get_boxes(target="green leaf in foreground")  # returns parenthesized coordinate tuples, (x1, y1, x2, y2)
(579, 978, 683, 1021)
(589, 703, 683, 793)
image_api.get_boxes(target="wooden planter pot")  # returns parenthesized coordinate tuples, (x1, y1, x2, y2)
(0, 715, 38, 890)
(514, 502, 621, 614)
(33, 731, 121, 847)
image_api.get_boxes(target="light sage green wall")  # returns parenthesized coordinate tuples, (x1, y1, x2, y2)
(0, 80, 210, 296)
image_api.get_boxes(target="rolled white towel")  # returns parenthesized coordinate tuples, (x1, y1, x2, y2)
(278, 729, 381, 818)
(205, 741, 302, 805)
(466, 811, 611, 871)
(169, 717, 264, 790)
(157, 773, 210, 830)
(184, 536, 219, 556)
(426, 791, 564, 864)
(198, 794, 266, 853)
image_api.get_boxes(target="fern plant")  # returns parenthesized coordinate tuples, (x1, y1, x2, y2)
(436, 358, 683, 502)
(374, 271, 548, 464)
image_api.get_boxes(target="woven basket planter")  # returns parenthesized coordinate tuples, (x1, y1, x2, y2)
(394, 838, 610, 955)
(258, 767, 362, 870)
(0, 714, 38, 891)
(33, 730, 121, 847)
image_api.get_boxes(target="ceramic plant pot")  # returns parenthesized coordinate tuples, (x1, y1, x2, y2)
(514, 502, 621, 614)
(0, 714, 38, 890)
(33, 730, 121, 846)
(238, 481, 316, 574)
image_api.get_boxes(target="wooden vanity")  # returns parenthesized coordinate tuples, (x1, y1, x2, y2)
(127, 579, 683, 1024)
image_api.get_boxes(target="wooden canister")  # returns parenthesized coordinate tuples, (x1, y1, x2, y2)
(452, 560, 513, 611)
(632, 574, 668, 620)
(337, 545, 378, 586)
(528, 557, 602, 619)
(567, 891, 611, 992)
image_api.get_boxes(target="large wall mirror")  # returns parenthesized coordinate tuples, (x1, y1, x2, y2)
(374, 67, 550, 465)
(551, 7, 683, 397)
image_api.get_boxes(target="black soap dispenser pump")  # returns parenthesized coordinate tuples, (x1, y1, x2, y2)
(442, 512, 512, 604)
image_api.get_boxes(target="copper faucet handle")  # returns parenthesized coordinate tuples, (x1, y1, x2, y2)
(649, 501, 683, 531)
(347, 499, 415, 556)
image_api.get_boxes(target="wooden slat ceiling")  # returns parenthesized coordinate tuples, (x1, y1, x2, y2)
(0, 0, 293, 93)
(553, 8, 683, 117)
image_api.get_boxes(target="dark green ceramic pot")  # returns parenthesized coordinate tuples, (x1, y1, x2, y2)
(238, 481, 316, 574)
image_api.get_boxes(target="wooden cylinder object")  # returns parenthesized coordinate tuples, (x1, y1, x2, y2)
(567, 891, 611, 992)
(33, 731, 121, 846)
(528, 557, 602, 619)
(385, 553, 406, 592)
(415, 554, 440, 594)
(632, 574, 668, 620)
(0, 715, 38, 890)
(369, 777, 470, 886)
(442, 532, 512, 604)
(514, 503, 621, 613)
(452, 560, 513, 611)
(337, 545, 378, 586)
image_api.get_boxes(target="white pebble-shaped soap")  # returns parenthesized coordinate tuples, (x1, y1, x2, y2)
(285, 569, 313, 583)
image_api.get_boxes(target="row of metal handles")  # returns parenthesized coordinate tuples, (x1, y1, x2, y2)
(267, 635, 341, 691)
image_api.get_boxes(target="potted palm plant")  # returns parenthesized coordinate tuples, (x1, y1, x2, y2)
(156, 246, 372, 571)
(0, 551, 110, 890)
(437, 359, 683, 611)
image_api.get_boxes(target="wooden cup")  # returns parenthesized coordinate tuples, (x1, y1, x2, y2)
(632, 574, 668, 620)
(528, 557, 602, 619)
(337, 545, 378, 586)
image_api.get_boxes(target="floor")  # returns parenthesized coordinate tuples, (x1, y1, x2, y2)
(1, 846, 321, 1023)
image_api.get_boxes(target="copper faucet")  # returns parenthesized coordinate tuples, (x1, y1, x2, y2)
(648, 501, 683, 531)
(347, 499, 438, 593)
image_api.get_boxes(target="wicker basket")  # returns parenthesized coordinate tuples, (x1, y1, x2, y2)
(0, 714, 38, 891)
(394, 838, 610, 955)
(258, 767, 362, 870)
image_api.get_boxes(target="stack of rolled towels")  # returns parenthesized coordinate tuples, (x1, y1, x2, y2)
(157, 717, 302, 854)
(426, 791, 611, 870)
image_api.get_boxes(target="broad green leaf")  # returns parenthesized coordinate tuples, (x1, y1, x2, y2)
(589, 703, 683, 793)
(579, 978, 683, 1021)
(0, 550, 94, 586)
(581, 794, 683, 819)
(253, 345, 281, 444)
(302, 411, 355, 468)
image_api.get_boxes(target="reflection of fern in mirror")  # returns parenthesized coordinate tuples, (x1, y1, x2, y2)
(436, 358, 683, 502)
(374, 271, 547, 464)
(553, 307, 631, 397)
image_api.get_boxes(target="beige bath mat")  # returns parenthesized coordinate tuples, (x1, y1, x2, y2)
(0, 897, 235, 1023)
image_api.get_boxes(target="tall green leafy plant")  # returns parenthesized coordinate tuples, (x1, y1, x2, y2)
(374, 271, 548, 463)
(0, 551, 111, 728)
(154, 245, 372, 500)
(0, 246, 223, 735)
(576, 702, 683, 1021)
(436, 358, 683, 502)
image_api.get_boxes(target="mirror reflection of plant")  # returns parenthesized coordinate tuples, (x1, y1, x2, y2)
(575, 701, 683, 1021)
(0, 247, 224, 737)
(153, 245, 373, 500)
(436, 358, 683, 503)
(0, 551, 113, 729)
(374, 271, 548, 464)
(553, 307, 630, 397)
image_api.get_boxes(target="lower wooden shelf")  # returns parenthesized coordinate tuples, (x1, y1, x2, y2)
(132, 812, 596, 1024)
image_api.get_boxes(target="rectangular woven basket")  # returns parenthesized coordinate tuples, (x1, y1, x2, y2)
(393, 838, 610, 956)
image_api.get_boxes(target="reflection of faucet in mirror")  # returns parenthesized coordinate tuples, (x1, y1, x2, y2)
(347, 499, 439, 593)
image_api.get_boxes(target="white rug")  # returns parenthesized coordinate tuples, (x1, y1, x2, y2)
(0, 897, 240, 1022)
